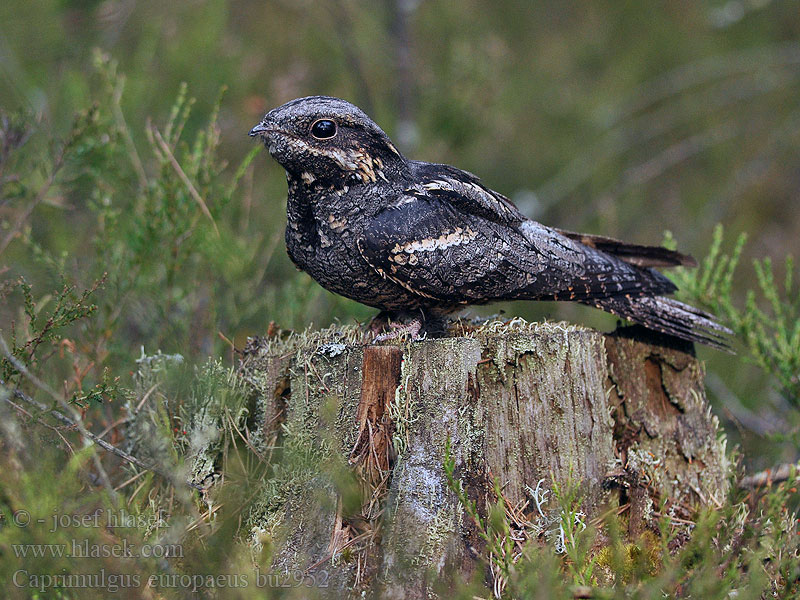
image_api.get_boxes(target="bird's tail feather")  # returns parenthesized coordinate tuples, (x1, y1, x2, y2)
(583, 295, 733, 351)
(555, 229, 697, 268)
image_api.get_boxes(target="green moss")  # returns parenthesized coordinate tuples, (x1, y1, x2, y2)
(593, 531, 661, 585)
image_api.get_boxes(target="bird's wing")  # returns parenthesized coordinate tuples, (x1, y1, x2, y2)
(359, 191, 677, 305)
(409, 162, 696, 269)
(406, 161, 527, 226)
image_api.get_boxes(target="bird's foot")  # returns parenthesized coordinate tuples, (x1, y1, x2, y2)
(367, 312, 391, 337)
(372, 318, 425, 343)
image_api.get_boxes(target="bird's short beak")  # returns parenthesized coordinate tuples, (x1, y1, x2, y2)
(249, 122, 270, 137)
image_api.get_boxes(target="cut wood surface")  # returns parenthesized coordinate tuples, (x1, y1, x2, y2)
(238, 320, 729, 599)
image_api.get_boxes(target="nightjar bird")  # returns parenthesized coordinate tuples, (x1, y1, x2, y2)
(250, 96, 730, 349)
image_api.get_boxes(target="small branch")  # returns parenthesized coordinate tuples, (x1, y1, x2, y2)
(4, 397, 75, 455)
(0, 335, 168, 497)
(0, 335, 117, 499)
(739, 462, 799, 489)
(389, 0, 418, 153)
(111, 74, 148, 190)
(149, 124, 220, 237)
(328, 0, 376, 115)
(0, 138, 67, 256)
(5, 383, 151, 472)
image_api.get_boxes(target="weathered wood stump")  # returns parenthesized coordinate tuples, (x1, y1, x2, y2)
(238, 320, 728, 599)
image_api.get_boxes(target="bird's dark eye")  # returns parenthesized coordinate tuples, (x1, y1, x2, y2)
(310, 119, 337, 139)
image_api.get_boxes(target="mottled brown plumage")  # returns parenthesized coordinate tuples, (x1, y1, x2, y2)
(250, 96, 730, 349)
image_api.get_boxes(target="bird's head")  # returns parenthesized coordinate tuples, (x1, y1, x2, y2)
(250, 96, 407, 186)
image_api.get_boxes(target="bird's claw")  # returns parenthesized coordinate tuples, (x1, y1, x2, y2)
(372, 319, 425, 343)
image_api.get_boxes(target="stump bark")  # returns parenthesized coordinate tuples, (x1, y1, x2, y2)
(238, 320, 729, 599)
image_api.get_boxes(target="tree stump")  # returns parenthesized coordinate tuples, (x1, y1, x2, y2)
(238, 320, 729, 599)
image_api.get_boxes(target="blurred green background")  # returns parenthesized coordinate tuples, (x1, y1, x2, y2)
(2, 0, 800, 466)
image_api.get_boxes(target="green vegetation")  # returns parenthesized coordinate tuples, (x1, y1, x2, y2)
(444, 440, 800, 599)
(667, 225, 800, 411)
(2, 1, 800, 598)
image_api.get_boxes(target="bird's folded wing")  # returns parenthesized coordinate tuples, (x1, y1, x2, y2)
(407, 163, 695, 270)
(358, 195, 521, 302)
(406, 161, 527, 226)
(359, 193, 677, 304)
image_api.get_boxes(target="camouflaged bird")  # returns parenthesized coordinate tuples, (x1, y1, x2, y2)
(250, 96, 730, 348)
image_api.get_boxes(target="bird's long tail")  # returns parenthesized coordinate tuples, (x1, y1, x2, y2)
(582, 295, 733, 351)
